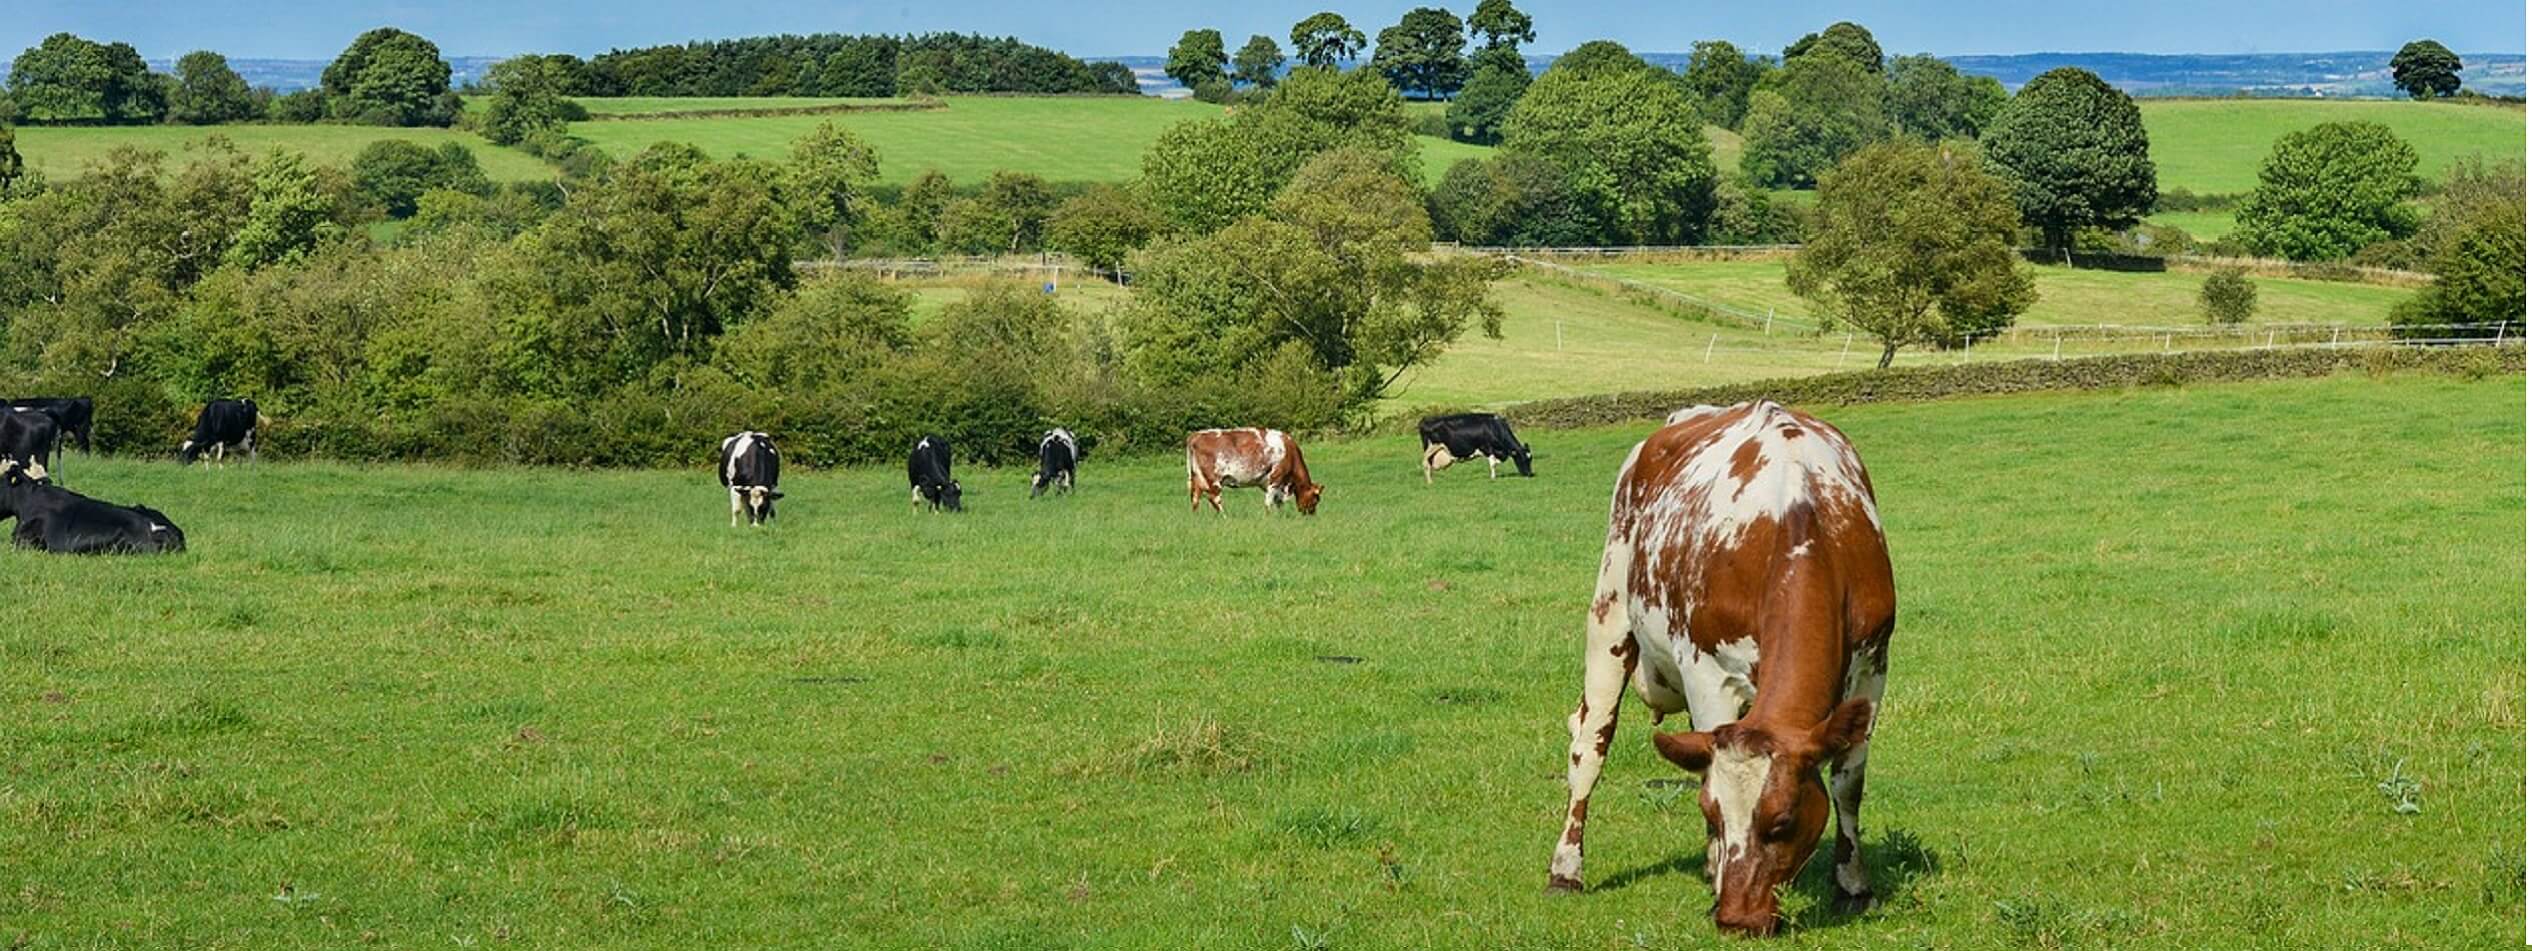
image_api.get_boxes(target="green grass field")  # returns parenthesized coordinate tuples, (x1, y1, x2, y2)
(2137, 99, 2526, 195)
(7, 123, 557, 184)
(0, 371, 2518, 947)
(567, 97, 902, 117)
(567, 95, 1494, 186)
(1586, 259, 2409, 328)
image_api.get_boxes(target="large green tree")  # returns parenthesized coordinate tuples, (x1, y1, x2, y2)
(1290, 13, 1368, 68)
(350, 139, 489, 217)
(0, 125, 21, 196)
(1140, 66, 1415, 233)
(1468, 0, 1536, 50)
(1233, 35, 1286, 89)
(5, 33, 163, 124)
(1979, 67, 2156, 253)
(480, 55, 586, 145)
(169, 51, 259, 124)
(1783, 21, 1883, 73)
(2234, 121, 2419, 261)
(1884, 54, 2006, 141)
(2392, 159, 2525, 338)
(1127, 147, 1503, 405)
(226, 151, 341, 270)
(1046, 184, 1164, 277)
(1787, 140, 2035, 367)
(1682, 40, 1766, 129)
(1501, 44, 1716, 243)
(321, 28, 459, 126)
(1164, 29, 1229, 92)
(783, 120, 882, 260)
(2389, 40, 2463, 100)
(1739, 55, 1888, 188)
(1371, 7, 1471, 100)
(1446, 55, 1528, 144)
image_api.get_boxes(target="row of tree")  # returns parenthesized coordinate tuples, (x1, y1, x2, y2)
(578, 33, 1137, 98)
(1165, 2, 1537, 105)
(3, 29, 461, 127)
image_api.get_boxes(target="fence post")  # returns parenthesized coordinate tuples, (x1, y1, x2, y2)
(2265, 328, 2275, 349)
(1765, 307, 1774, 335)
(1705, 333, 1717, 363)
(2498, 322, 2509, 346)
(2164, 333, 2172, 352)
(1838, 333, 1852, 367)
(1556, 321, 1565, 352)
(2331, 327, 2341, 347)
(2052, 334, 2062, 361)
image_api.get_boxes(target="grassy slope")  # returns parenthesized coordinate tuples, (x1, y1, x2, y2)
(568, 97, 901, 116)
(0, 373, 2517, 948)
(8, 123, 555, 184)
(1588, 259, 2410, 327)
(2138, 99, 2526, 239)
(569, 95, 1493, 186)
(2139, 99, 2526, 196)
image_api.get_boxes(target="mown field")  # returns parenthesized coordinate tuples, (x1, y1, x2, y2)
(564, 95, 1495, 185)
(2137, 99, 2526, 196)
(5, 122, 557, 184)
(1584, 258, 2410, 328)
(0, 372, 2519, 948)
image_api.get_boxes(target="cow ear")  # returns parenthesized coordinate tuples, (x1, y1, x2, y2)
(1811, 698, 1875, 757)
(1652, 730, 1715, 773)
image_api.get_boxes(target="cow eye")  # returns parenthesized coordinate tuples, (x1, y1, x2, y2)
(1766, 816, 1794, 841)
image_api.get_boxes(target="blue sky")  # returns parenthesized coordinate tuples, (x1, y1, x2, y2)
(7, 1, 2525, 60)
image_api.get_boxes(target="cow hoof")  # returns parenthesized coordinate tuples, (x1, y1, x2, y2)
(1544, 876, 1583, 895)
(1833, 889, 1875, 915)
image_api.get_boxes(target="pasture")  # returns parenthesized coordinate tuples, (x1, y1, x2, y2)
(563, 95, 1495, 186)
(0, 372, 2519, 948)
(2136, 99, 2526, 196)
(5, 122, 556, 184)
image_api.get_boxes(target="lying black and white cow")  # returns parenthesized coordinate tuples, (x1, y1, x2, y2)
(178, 398, 262, 466)
(908, 434, 963, 512)
(0, 461, 186, 554)
(8, 396, 94, 454)
(0, 407, 62, 474)
(1418, 412, 1534, 483)
(1030, 428, 1079, 499)
(718, 431, 783, 527)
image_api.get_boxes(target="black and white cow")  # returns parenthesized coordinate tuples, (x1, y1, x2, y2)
(0, 461, 186, 554)
(8, 396, 94, 454)
(1030, 428, 1079, 499)
(1418, 412, 1534, 483)
(908, 434, 963, 512)
(178, 399, 262, 466)
(718, 431, 783, 527)
(0, 407, 62, 474)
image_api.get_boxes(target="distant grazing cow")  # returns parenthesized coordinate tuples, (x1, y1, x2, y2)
(178, 399, 262, 466)
(0, 408, 62, 474)
(1419, 412, 1534, 483)
(1030, 428, 1079, 498)
(907, 435, 963, 512)
(8, 396, 94, 454)
(1548, 400, 1895, 937)
(0, 461, 186, 554)
(718, 431, 783, 527)
(1185, 428, 1321, 515)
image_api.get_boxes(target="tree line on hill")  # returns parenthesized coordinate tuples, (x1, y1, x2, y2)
(0, 28, 1133, 130)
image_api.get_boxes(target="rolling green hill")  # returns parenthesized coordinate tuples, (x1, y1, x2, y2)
(2138, 99, 2525, 195)
(8, 123, 556, 184)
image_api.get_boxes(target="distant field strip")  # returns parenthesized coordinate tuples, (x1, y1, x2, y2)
(2137, 99, 2526, 195)
(8, 123, 555, 183)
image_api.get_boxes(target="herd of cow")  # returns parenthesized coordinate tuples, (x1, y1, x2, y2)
(8, 392, 1895, 935)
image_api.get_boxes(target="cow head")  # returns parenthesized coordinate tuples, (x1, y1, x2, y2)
(940, 479, 964, 512)
(1651, 698, 1874, 936)
(745, 486, 783, 524)
(176, 440, 201, 464)
(1295, 481, 1322, 515)
(0, 460, 44, 519)
(1512, 443, 1535, 477)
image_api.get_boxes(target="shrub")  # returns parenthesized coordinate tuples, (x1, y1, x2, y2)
(2199, 269, 2257, 324)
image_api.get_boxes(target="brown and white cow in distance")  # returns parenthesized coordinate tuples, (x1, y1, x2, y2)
(1186, 428, 1322, 515)
(1547, 400, 1896, 937)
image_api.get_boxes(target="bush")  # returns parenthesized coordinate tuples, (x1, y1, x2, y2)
(2199, 269, 2257, 324)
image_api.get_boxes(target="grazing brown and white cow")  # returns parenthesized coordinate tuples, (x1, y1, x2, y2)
(1547, 401, 1896, 937)
(1185, 428, 1322, 515)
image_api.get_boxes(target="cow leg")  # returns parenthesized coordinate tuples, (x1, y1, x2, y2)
(731, 488, 744, 528)
(247, 432, 259, 464)
(1831, 647, 1888, 912)
(1549, 543, 1636, 893)
(1488, 455, 1500, 479)
(911, 487, 924, 514)
(1421, 444, 1443, 484)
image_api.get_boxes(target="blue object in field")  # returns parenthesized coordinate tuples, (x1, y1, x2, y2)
(1043, 281, 1056, 294)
